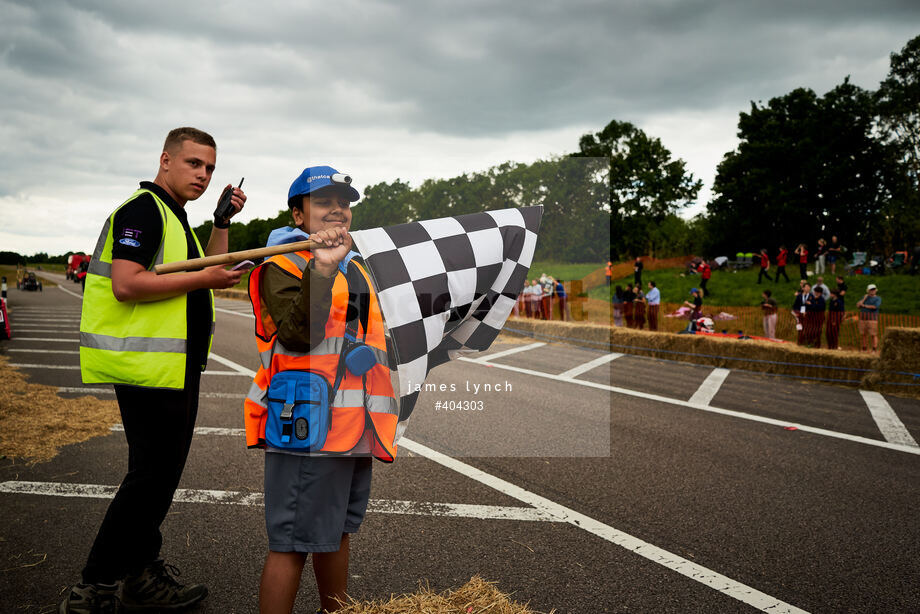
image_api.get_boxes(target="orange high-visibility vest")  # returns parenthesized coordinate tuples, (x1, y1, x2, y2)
(244, 251, 399, 462)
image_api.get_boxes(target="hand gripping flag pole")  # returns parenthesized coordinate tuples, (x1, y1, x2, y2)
(350, 206, 543, 441)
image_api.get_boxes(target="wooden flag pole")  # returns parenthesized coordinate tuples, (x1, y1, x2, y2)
(154, 240, 320, 274)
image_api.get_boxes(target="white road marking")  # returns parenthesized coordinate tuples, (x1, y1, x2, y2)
(57, 285, 84, 299)
(398, 437, 808, 614)
(9, 337, 78, 343)
(9, 363, 249, 376)
(112, 424, 243, 436)
(0, 481, 555, 522)
(216, 306, 254, 319)
(472, 342, 545, 362)
(8, 349, 79, 355)
(209, 352, 256, 377)
(60, 388, 244, 400)
(860, 391, 919, 448)
(688, 368, 731, 406)
(12, 328, 78, 333)
(557, 352, 622, 379)
(458, 357, 920, 456)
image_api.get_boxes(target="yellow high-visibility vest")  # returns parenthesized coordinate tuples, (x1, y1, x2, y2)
(79, 188, 215, 389)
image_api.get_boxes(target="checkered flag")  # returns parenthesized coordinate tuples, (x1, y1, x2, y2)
(350, 206, 543, 434)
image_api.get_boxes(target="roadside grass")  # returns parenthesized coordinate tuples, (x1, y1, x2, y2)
(589, 265, 920, 315)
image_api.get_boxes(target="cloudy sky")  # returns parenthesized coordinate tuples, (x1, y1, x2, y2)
(1, 0, 917, 255)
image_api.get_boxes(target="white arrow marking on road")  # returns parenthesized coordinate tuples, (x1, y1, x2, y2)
(557, 352, 622, 379)
(57, 285, 84, 299)
(0, 481, 556, 523)
(688, 367, 731, 406)
(860, 390, 919, 448)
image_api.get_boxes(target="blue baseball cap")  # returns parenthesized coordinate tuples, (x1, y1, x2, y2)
(690, 288, 698, 294)
(288, 165, 360, 207)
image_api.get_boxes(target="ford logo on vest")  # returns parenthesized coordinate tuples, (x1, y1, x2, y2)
(118, 238, 141, 247)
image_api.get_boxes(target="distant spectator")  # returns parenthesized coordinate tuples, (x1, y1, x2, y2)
(775, 244, 791, 283)
(813, 276, 830, 300)
(646, 281, 660, 331)
(815, 238, 828, 275)
(835, 275, 848, 307)
(757, 248, 773, 284)
(856, 284, 882, 352)
(698, 260, 712, 297)
(528, 279, 542, 319)
(555, 278, 569, 321)
(826, 287, 845, 350)
(623, 283, 636, 328)
(612, 285, 624, 327)
(794, 243, 809, 280)
(684, 288, 703, 332)
(633, 257, 643, 287)
(760, 289, 778, 339)
(541, 275, 554, 320)
(805, 286, 826, 348)
(633, 286, 647, 330)
(827, 235, 843, 274)
(792, 283, 810, 345)
(605, 260, 612, 286)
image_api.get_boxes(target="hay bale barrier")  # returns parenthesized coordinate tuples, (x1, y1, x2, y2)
(502, 317, 920, 396)
(0, 355, 120, 463)
(336, 576, 554, 614)
(861, 327, 920, 395)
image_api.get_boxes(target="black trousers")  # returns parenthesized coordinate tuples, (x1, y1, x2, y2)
(757, 267, 773, 283)
(82, 370, 201, 584)
(799, 263, 807, 280)
(775, 265, 790, 283)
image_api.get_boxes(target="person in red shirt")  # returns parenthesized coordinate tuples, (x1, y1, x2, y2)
(757, 248, 773, 284)
(794, 243, 809, 281)
(775, 245, 790, 283)
(698, 260, 712, 297)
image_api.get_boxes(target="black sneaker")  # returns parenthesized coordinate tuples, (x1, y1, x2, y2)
(59, 582, 121, 614)
(121, 559, 207, 611)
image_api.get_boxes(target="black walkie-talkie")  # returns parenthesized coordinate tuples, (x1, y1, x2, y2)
(214, 177, 244, 226)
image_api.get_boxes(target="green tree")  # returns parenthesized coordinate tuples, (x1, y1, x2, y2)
(876, 35, 920, 252)
(350, 180, 416, 230)
(571, 119, 701, 258)
(706, 80, 895, 255)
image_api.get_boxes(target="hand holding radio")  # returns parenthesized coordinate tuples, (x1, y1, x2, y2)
(213, 177, 246, 228)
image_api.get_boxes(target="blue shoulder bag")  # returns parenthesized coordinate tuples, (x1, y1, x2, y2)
(264, 261, 376, 451)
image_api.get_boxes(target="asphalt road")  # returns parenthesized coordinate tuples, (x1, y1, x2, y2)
(1, 276, 919, 613)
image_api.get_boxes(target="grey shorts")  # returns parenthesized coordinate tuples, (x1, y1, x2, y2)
(264, 452, 373, 553)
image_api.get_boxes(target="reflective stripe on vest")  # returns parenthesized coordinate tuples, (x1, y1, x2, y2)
(244, 250, 398, 461)
(79, 188, 216, 389)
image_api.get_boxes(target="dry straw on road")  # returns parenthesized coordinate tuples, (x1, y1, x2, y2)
(336, 576, 554, 614)
(0, 355, 119, 463)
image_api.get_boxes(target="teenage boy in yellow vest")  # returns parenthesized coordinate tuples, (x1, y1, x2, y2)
(247, 166, 398, 614)
(63, 127, 247, 614)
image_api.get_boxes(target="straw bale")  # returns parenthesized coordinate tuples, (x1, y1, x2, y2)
(336, 576, 553, 614)
(0, 356, 119, 463)
(860, 327, 920, 398)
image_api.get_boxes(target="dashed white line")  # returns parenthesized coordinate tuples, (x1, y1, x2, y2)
(9, 363, 249, 376)
(57, 285, 84, 299)
(473, 342, 545, 362)
(209, 352, 256, 377)
(8, 349, 79, 355)
(688, 368, 731, 406)
(458, 356, 920, 456)
(0, 481, 555, 523)
(558, 352, 622, 379)
(860, 390, 919, 448)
